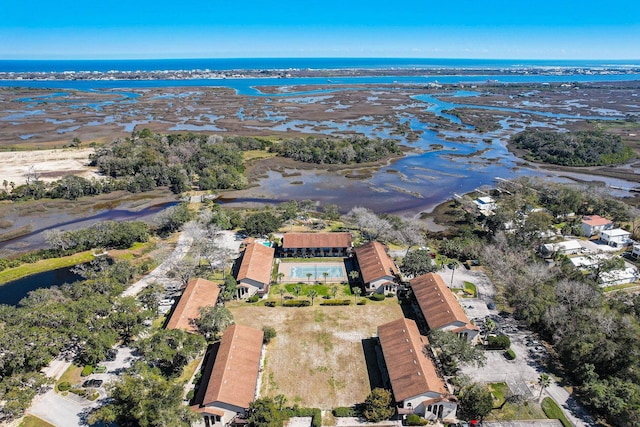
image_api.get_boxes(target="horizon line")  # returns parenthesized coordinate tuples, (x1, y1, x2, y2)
(1, 56, 640, 62)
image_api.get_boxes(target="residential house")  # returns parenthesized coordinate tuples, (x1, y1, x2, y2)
(600, 228, 632, 248)
(632, 243, 640, 258)
(377, 318, 457, 422)
(280, 232, 352, 258)
(473, 196, 496, 215)
(410, 273, 479, 343)
(540, 239, 583, 257)
(191, 324, 264, 427)
(236, 242, 275, 299)
(165, 278, 220, 333)
(354, 241, 399, 294)
(581, 215, 613, 237)
(599, 267, 639, 287)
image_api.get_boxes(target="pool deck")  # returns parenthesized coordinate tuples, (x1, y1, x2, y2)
(277, 261, 347, 283)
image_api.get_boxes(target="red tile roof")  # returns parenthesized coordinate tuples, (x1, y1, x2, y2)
(410, 273, 474, 331)
(201, 324, 264, 409)
(582, 215, 612, 226)
(378, 318, 447, 402)
(166, 278, 220, 333)
(282, 232, 352, 249)
(355, 241, 398, 284)
(237, 242, 275, 286)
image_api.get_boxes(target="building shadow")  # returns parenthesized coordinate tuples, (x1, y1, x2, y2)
(361, 338, 384, 390)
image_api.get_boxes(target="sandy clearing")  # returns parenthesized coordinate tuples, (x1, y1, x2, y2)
(229, 302, 404, 409)
(0, 148, 99, 184)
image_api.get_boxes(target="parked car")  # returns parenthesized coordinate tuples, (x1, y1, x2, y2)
(487, 301, 496, 310)
(105, 348, 118, 361)
(82, 379, 103, 388)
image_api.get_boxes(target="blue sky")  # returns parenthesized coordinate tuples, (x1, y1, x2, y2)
(1, 0, 639, 59)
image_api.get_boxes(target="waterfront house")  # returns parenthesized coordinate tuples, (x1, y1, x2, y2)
(191, 324, 264, 427)
(377, 317, 457, 422)
(473, 196, 497, 215)
(581, 215, 613, 237)
(165, 278, 220, 333)
(236, 242, 275, 299)
(410, 273, 479, 343)
(280, 232, 352, 258)
(354, 241, 399, 294)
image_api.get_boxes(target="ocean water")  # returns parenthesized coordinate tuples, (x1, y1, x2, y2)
(1, 58, 639, 73)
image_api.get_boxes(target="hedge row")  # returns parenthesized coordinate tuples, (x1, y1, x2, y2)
(332, 407, 357, 417)
(369, 293, 385, 301)
(320, 299, 351, 306)
(283, 300, 311, 307)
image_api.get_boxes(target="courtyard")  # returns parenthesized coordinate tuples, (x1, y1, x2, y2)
(229, 301, 404, 409)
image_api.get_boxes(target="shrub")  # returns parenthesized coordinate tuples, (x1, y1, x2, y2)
(406, 414, 428, 426)
(357, 299, 367, 305)
(505, 349, 516, 360)
(81, 365, 94, 377)
(58, 381, 71, 392)
(88, 392, 100, 401)
(488, 335, 511, 349)
(262, 326, 277, 344)
(386, 293, 395, 298)
(247, 295, 260, 303)
(370, 293, 385, 301)
(332, 407, 357, 417)
(186, 390, 195, 401)
(264, 301, 276, 307)
(283, 299, 311, 307)
(320, 299, 351, 306)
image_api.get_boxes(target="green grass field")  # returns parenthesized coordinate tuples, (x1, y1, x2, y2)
(0, 251, 94, 285)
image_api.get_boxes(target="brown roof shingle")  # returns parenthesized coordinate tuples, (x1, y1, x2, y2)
(237, 242, 275, 286)
(202, 324, 264, 409)
(378, 317, 447, 402)
(166, 278, 220, 333)
(355, 241, 398, 284)
(282, 232, 352, 249)
(411, 273, 473, 331)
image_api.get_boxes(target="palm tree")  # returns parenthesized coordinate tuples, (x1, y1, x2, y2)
(294, 285, 302, 298)
(449, 260, 460, 287)
(307, 289, 318, 305)
(277, 272, 285, 284)
(322, 271, 329, 284)
(331, 285, 338, 298)
(353, 287, 362, 304)
(538, 373, 551, 400)
(349, 270, 360, 283)
(277, 287, 287, 305)
(306, 272, 313, 283)
(274, 394, 287, 411)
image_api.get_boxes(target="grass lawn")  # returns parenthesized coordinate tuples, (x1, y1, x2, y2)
(603, 282, 640, 292)
(56, 364, 84, 391)
(462, 281, 477, 298)
(229, 302, 404, 408)
(0, 251, 94, 286)
(19, 415, 55, 427)
(487, 400, 547, 421)
(489, 382, 509, 406)
(177, 357, 203, 385)
(541, 397, 571, 427)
